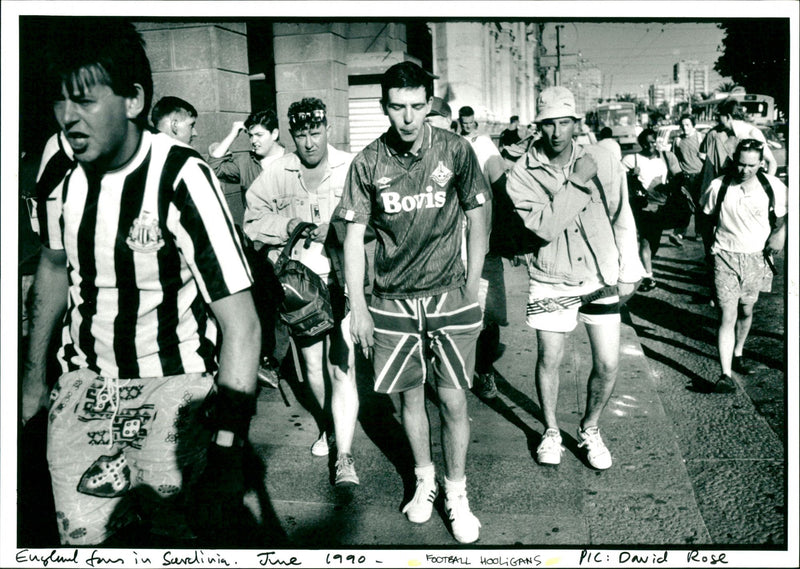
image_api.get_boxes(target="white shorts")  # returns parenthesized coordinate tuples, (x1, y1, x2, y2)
(525, 280, 620, 333)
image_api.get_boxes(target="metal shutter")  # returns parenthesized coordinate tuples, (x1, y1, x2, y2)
(348, 97, 389, 153)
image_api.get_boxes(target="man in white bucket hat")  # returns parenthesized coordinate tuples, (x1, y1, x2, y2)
(505, 86, 645, 470)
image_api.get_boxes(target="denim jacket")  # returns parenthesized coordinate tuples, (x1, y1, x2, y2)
(506, 140, 645, 286)
(243, 145, 354, 248)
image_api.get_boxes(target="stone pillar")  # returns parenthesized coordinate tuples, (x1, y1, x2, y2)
(272, 23, 349, 151)
(135, 21, 251, 223)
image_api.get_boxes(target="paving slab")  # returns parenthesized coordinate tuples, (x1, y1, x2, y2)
(684, 459, 785, 545)
(582, 490, 710, 545)
(247, 261, 708, 547)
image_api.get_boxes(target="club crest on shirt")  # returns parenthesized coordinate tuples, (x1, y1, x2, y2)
(376, 176, 392, 190)
(126, 211, 164, 253)
(430, 161, 453, 188)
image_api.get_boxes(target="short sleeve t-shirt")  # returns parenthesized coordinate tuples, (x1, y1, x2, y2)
(673, 132, 704, 174)
(622, 152, 668, 190)
(701, 173, 787, 254)
(40, 131, 253, 379)
(335, 124, 491, 299)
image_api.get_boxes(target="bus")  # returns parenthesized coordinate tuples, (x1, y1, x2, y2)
(690, 93, 776, 126)
(585, 101, 638, 153)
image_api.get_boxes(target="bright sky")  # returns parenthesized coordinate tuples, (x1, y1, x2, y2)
(541, 22, 727, 99)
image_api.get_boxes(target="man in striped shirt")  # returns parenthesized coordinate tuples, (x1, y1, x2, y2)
(336, 62, 491, 544)
(20, 20, 261, 546)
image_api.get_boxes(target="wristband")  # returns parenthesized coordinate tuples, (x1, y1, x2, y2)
(212, 429, 245, 448)
(214, 385, 256, 440)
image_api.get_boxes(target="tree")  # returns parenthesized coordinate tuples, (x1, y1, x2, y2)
(715, 81, 739, 94)
(714, 20, 790, 118)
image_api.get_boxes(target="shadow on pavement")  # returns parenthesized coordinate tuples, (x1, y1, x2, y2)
(627, 294, 716, 343)
(352, 352, 416, 503)
(628, 281, 784, 372)
(105, 399, 289, 549)
(482, 371, 544, 458)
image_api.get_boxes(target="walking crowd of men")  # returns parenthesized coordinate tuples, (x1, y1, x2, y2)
(18, 19, 787, 548)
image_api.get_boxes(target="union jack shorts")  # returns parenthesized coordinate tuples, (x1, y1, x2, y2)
(370, 286, 483, 393)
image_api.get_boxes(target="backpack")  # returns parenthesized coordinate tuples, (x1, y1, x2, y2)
(700, 170, 777, 257)
(708, 170, 776, 230)
(272, 222, 335, 338)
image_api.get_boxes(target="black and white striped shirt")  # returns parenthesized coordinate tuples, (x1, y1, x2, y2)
(40, 131, 253, 379)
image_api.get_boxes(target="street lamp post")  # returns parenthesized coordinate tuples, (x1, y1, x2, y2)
(555, 24, 563, 86)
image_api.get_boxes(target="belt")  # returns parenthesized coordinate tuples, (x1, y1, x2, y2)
(526, 285, 619, 315)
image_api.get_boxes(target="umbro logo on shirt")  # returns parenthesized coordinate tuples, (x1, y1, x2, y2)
(376, 177, 392, 190)
(126, 211, 165, 253)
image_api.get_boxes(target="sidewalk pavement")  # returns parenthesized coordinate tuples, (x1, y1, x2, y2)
(246, 261, 711, 546)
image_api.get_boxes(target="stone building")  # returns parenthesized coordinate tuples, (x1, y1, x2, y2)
(20, 19, 543, 224)
(430, 22, 545, 133)
(136, 20, 434, 223)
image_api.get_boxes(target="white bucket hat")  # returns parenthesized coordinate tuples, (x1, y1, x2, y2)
(535, 86, 582, 123)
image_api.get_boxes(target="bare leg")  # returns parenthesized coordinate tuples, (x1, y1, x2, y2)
(437, 387, 470, 481)
(327, 315, 359, 456)
(582, 320, 620, 429)
(639, 238, 653, 276)
(733, 302, 755, 358)
(717, 302, 738, 376)
(301, 340, 328, 432)
(400, 385, 432, 467)
(535, 330, 566, 431)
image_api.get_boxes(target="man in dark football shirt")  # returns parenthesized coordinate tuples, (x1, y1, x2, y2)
(335, 61, 491, 544)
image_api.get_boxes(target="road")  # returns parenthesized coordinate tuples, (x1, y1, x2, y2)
(242, 230, 788, 548)
(623, 232, 787, 544)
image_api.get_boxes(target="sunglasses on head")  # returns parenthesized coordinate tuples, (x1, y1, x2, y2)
(289, 109, 326, 128)
(738, 138, 763, 151)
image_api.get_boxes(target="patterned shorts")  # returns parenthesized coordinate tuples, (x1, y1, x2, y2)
(526, 281, 620, 333)
(46, 368, 214, 545)
(370, 286, 483, 393)
(713, 249, 772, 308)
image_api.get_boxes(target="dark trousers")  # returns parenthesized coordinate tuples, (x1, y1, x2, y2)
(245, 246, 288, 364)
(475, 255, 507, 375)
(674, 172, 702, 236)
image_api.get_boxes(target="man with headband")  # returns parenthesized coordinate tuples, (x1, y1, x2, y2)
(244, 98, 360, 487)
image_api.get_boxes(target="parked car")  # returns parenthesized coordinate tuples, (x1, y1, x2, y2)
(758, 124, 787, 183)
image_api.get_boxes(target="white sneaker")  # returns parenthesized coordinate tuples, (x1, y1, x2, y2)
(577, 426, 612, 470)
(334, 453, 360, 486)
(401, 476, 438, 523)
(311, 432, 331, 457)
(536, 428, 565, 465)
(445, 492, 481, 544)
